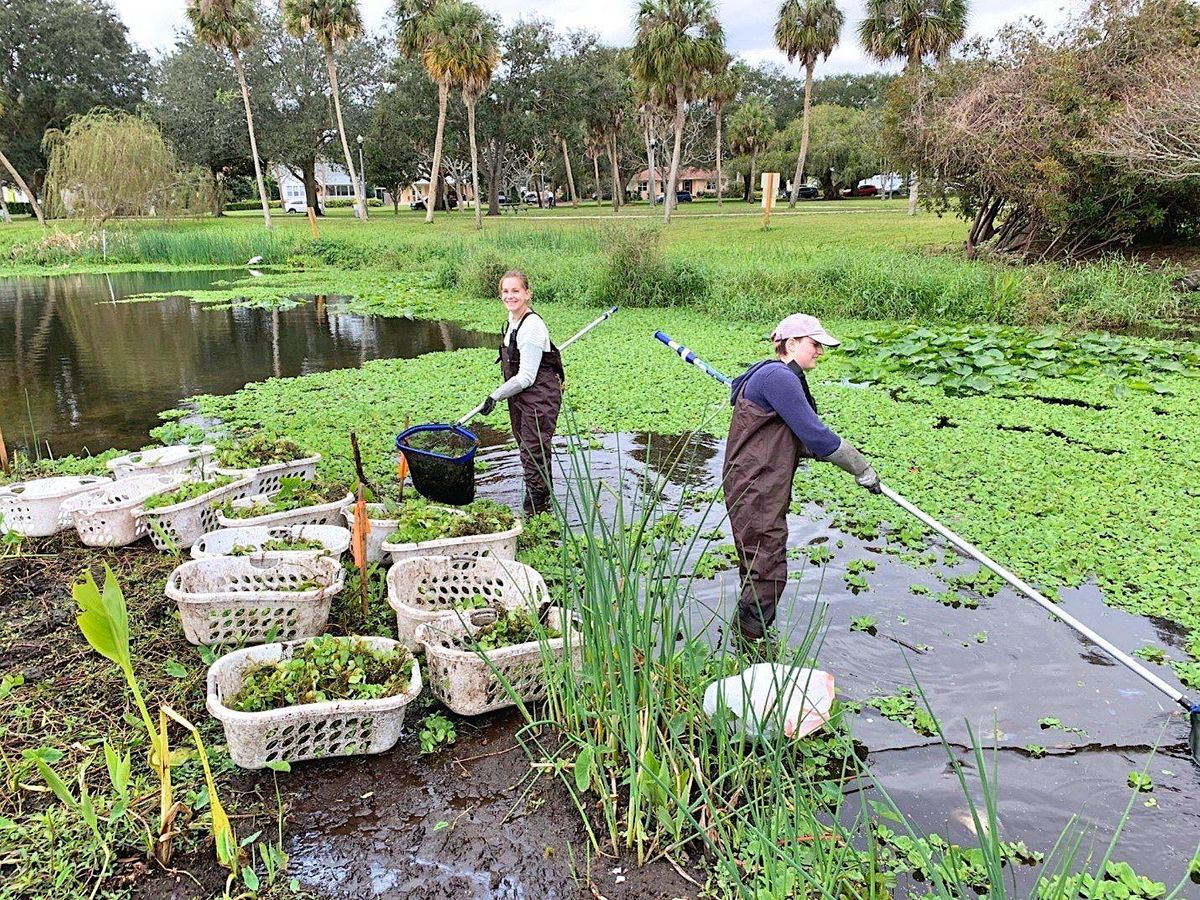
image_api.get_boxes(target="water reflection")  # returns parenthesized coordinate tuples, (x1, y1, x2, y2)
(0, 270, 491, 456)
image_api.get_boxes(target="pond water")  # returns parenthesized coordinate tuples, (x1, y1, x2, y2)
(0, 270, 491, 458)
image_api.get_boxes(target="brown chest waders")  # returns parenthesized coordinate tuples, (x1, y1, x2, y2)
(499, 313, 564, 516)
(721, 362, 812, 639)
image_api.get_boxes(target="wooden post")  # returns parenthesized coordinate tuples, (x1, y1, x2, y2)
(0, 422, 8, 475)
(761, 172, 779, 228)
(306, 206, 320, 240)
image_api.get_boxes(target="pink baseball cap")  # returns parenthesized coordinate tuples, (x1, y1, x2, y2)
(770, 313, 841, 347)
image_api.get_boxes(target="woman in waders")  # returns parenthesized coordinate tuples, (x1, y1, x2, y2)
(723, 314, 881, 642)
(478, 270, 564, 516)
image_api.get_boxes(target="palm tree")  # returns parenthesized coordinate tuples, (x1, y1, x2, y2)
(631, 0, 726, 224)
(282, 0, 368, 220)
(700, 63, 739, 205)
(860, 0, 968, 214)
(186, 0, 273, 228)
(0, 97, 46, 227)
(728, 96, 772, 203)
(420, 1, 498, 229)
(775, 0, 843, 208)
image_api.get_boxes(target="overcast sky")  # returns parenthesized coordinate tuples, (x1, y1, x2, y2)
(111, 0, 1081, 73)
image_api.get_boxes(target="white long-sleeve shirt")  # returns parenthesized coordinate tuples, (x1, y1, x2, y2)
(490, 312, 550, 401)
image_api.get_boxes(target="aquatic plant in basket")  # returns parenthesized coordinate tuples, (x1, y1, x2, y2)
(384, 497, 515, 544)
(215, 435, 308, 470)
(141, 475, 235, 510)
(219, 478, 347, 520)
(450, 607, 560, 653)
(227, 635, 415, 712)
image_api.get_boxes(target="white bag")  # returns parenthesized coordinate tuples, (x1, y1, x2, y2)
(702, 664, 835, 741)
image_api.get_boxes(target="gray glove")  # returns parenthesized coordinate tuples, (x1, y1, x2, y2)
(820, 439, 882, 494)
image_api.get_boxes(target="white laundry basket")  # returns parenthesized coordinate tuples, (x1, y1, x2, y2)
(386, 556, 549, 650)
(191, 525, 352, 561)
(216, 493, 352, 530)
(206, 636, 422, 769)
(166, 555, 344, 645)
(215, 454, 321, 497)
(107, 444, 215, 480)
(63, 473, 191, 547)
(0, 475, 112, 537)
(339, 503, 399, 565)
(381, 521, 522, 566)
(415, 607, 577, 716)
(137, 476, 255, 551)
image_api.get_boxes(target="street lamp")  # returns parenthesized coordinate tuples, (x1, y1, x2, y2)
(356, 134, 367, 220)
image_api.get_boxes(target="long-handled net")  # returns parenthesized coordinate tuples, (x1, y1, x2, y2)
(395, 306, 618, 506)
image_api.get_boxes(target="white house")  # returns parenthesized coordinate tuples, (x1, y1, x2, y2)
(1, 183, 30, 205)
(272, 161, 382, 213)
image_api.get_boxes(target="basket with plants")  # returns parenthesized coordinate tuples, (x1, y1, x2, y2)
(414, 605, 576, 716)
(136, 474, 256, 550)
(165, 555, 344, 645)
(380, 497, 522, 565)
(386, 555, 549, 650)
(0, 474, 112, 537)
(191, 524, 352, 561)
(216, 477, 352, 529)
(205, 634, 422, 769)
(62, 472, 191, 547)
(213, 434, 320, 496)
(106, 443, 216, 480)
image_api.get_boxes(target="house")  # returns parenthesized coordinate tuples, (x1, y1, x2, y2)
(628, 167, 725, 199)
(1, 183, 29, 205)
(271, 162, 382, 213)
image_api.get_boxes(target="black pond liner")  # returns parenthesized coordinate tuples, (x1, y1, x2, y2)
(396, 424, 478, 506)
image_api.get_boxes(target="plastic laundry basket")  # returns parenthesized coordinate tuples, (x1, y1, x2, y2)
(63, 473, 191, 547)
(136, 475, 255, 551)
(206, 636, 422, 769)
(166, 555, 344, 645)
(191, 525, 351, 562)
(381, 520, 522, 567)
(107, 444, 215, 480)
(0, 475, 112, 537)
(216, 493, 353, 530)
(215, 454, 321, 497)
(415, 607, 577, 716)
(386, 555, 549, 650)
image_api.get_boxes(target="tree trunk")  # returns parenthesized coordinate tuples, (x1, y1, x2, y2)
(608, 137, 620, 211)
(426, 81, 449, 224)
(663, 92, 685, 224)
(487, 144, 501, 216)
(645, 125, 657, 206)
(467, 99, 483, 230)
(592, 153, 601, 204)
(906, 54, 922, 217)
(0, 149, 46, 227)
(561, 137, 578, 207)
(232, 48, 272, 230)
(789, 61, 814, 209)
(0, 191, 10, 224)
(211, 168, 225, 217)
(325, 48, 365, 221)
(749, 150, 758, 204)
(302, 157, 321, 214)
(715, 110, 723, 205)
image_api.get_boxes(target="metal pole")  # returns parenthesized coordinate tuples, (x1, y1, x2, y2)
(357, 139, 368, 221)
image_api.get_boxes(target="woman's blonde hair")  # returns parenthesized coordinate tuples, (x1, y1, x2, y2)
(499, 269, 529, 291)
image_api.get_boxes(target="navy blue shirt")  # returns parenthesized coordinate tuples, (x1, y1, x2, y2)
(730, 361, 841, 457)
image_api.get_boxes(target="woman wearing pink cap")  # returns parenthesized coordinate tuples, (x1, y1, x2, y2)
(723, 313, 881, 643)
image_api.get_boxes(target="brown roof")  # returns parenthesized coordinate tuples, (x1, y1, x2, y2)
(630, 167, 716, 181)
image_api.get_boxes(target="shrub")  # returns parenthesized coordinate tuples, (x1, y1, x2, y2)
(456, 247, 510, 298)
(597, 223, 709, 308)
(3, 202, 32, 216)
(325, 198, 383, 208)
(224, 200, 282, 211)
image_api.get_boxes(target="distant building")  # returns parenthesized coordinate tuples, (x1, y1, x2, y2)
(271, 161, 382, 213)
(1, 183, 29, 205)
(629, 167, 726, 199)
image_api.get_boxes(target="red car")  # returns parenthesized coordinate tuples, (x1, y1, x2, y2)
(841, 184, 879, 197)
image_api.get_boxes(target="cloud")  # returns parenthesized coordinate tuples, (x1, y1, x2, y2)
(115, 0, 1079, 72)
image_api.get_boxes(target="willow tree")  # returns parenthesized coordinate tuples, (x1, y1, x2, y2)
(631, 0, 727, 223)
(43, 111, 179, 224)
(282, 0, 368, 219)
(421, 1, 498, 229)
(0, 96, 46, 226)
(728, 96, 772, 203)
(185, 0, 273, 227)
(860, 0, 968, 214)
(775, 0, 844, 208)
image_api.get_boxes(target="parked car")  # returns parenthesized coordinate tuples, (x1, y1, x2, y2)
(591, 191, 614, 201)
(522, 190, 540, 204)
(655, 190, 693, 203)
(841, 184, 879, 197)
(410, 193, 458, 211)
(779, 185, 819, 201)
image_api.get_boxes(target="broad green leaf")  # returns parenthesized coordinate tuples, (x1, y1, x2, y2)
(574, 745, 593, 794)
(241, 866, 260, 892)
(23, 752, 78, 811)
(74, 565, 132, 676)
(164, 660, 188, 679)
